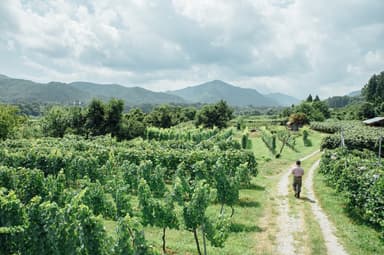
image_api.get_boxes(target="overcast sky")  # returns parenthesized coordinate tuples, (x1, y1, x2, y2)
(0, 0, 383, 99)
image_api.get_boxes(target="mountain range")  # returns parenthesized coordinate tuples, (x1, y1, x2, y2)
(0, 74, 300, 107)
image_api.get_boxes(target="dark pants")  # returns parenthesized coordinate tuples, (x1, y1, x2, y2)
(293, 176, 302, 198)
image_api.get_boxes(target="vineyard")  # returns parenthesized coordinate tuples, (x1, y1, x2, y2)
(320, 149, 384, 237)
(0, 128, 257, 255)
(312, 120, 384, 239)
(311, 121, 383, 155)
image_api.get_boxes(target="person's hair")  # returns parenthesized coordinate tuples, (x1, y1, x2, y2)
(296, 160, 301, 166)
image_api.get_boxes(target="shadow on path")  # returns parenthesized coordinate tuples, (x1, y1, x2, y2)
(298, 196, 316, 203)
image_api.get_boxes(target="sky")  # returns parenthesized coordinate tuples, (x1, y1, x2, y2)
(0, 0, 383, 99)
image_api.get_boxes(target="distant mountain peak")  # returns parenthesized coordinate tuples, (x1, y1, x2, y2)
(169, 80, 279, 106)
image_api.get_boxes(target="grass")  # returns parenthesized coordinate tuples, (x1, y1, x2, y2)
(313, 169, 384, 255)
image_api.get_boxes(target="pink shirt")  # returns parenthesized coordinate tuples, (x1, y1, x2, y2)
(292, 166, 304, 177)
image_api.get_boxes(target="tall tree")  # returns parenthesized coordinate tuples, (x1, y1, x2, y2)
(0, 104, 24, 139)
(105, 99, 124, 137)
(195, 100, 233, 129)
(362, 71, 384, 104)
(42, 106, 71, 137)
(86, 99, 106, 136)
(306, 94, 313, 102)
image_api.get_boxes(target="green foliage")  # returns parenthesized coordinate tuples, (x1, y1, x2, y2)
(362, 71, 384, 105)
(105, 99, 124, 137)
(145, 126, 219, 142)
(302, 129, 312, 146)
(69, 106, 87, 135)
(115, 215, 156, 255)
(23, 194, 110, 255)
(81, 181, 117, 219)
(195, 100, 233, 129)
(283, 99, 331, 123)
(145, 104, 173, 128)
(0, 190, 27, 254)
(260, 127, 276, 154)
(183, 181, 211, 230)
(214, 159, 240, 213)
(306, 94, 313, 102)
(0, 127, 257, 253)
(204, 215, 230, 248)
(357, 102, 375, 120)
(326, 95, 357, 108)
(86, 99, 107, 136)
(288, 112, 309, 126)
(320, 149, 384, 237)
(118, 108, 147, 140)
(241, 130, 249, 149)
(0, 104, 24, 139)
(276, 129, 296, 151)
(42, 106, 70, 137)
(314, 120, 382, 155)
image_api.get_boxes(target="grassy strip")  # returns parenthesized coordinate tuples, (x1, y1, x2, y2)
(300, 155, 327, 255)
(313, 170, 384, 255)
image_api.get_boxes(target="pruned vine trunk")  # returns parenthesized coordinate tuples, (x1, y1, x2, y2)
(193, 228, 202, 255)
(162, 227, 166, 254)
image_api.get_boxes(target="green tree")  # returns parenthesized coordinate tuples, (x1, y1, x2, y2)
(69, 106, 87, 135)
(289, 112, 309, 126)
(0, 104, 24, 139)
(86, 99, 106, 136)
(314, 95, 320, 101)
(145, 104, 173, 128)
(181, 107, 197, 121)
(306, 94, 313, 102)
(362, 71, 384, 104)
(117, 108, 147, 140)
(42, 106, 71, 137)
(195, 100, 233, 129)
(357, 102, 375, 120)
(105, 99, 124, 137)
(312, 101, 331, 119)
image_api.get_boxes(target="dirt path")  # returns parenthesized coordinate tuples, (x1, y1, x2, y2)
(304, 160, 348, 255)
(275, 164, 303, 255)
(274, 150, 322, 255)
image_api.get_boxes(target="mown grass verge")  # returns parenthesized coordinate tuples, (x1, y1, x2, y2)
(313, 170, 384, 255)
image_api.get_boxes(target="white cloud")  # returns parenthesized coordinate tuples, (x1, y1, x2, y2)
(0, 0, 383, 99)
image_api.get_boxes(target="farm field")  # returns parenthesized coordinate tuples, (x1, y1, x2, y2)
(1, 121, 383, 254)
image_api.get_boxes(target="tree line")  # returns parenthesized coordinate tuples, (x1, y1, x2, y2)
(0, 99, 233, 140)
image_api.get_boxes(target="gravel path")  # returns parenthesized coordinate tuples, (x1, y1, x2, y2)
(304, 160, 349, 255)
(274, 151, 321, 255)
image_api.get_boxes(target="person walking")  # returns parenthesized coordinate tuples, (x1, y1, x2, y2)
(291, 160, 304, 198)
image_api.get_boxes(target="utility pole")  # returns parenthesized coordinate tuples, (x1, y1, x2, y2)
(379, 135, 382, 165)
(340, 128, 345, 148)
